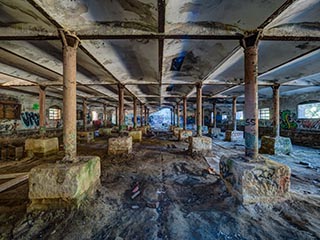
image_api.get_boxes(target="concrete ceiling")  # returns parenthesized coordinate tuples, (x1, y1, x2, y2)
(0, 0, 319, 111)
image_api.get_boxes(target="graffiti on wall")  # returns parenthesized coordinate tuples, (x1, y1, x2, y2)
(280, 110, 320, 130)
(20, 112, 39, 128)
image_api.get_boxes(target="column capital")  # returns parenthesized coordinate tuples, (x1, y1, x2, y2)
(39, 85, 46, 91)
(272, 83, 281, 90)
(240, 30, 262, 49)
(196, 82, 202, 88)
(59, 29, 80, 49)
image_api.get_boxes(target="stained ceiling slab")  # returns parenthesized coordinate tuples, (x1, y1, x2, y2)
(0, 0, 319, 111)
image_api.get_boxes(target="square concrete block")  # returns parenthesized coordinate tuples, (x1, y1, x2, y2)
(178, 130, 193, 141)
(129, 130, 142, 142)
(108, 136, 132, 155)
(220, 154, 291, 204)
(209, 127, 221, 137)
(98, 128, 113, 136)
(77, 131, 94, 143)
(188, 136, 212, 152)
(173, 127, 183, 137)
(25, 137, 59, 156)
(259, 136, 292, 155)
(29, 156, 101, 209)
(225, 130, 244, 142)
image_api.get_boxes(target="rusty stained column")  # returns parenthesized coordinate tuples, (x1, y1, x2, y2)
(61, 31, 80, 162)
(144, 105, 148, 126)
(83, 99, 87, 131)
(176, 102, 180, 127)
(183, 97, 187, 130)
(232, 96, 237, 131)
(133, 97, 137, 129)
(172, 106, 176, 126)
(39, 85, 46, 135)
(272, 84, 280, 138)
(242, 33, 260, 160)
(118, 84, 125, 130)
(196, 83, 202, 136)
(140, 103, 143, 127)
(103, 104, 107, 127)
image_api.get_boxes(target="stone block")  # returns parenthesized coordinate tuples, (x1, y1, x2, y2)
(29, 156, 101, 210)
(25, 137, 59, 156)
(178, 130, 193, 141)
(259, 136, 292, 155)
(98, 128, 113, 136)
(220, 154, 290, 204)
(173, 127, 183, 137)
(108, 136, 132, 155)
(129, 130, 142, 142)
(209, 127, 221, 137)
(188, 136, 212, 152)
(225, 130, 244, 142)
(77, 131, 94, 143)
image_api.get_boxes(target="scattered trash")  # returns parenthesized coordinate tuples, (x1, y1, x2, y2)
(131, 190, 141, 199)
(207, 167, 215, 175)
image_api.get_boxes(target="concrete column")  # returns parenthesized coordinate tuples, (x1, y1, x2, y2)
(196, 83, 202, 136)
(242, 34, 259, 160)
(176, 102, 180, 127)
(183, 97, 187, 130)
(144, 106, 147, 126)
(103, 104, 107, 127)
(83, 99, 87, 131)
(140, 103, 143, 127)
(39, 85, 46, 135)
(61, 32, 80, 162)
(115, 106, 118, 126)
(133, 97, 137, 129)
(232, 96, 237, 131)
(173, 106, 176, 126)
(213, 102, 217, 128)
(272, 84, 280, 138)
(118, 84, 125, 130)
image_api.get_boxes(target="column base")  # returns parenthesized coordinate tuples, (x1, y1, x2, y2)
(220, 154, 290, 204)
(259, 136, 292, 155)
(28, 156, 101, 210)
(173, 127, 183, 137)
(178, 130, 193, 141)
(25, 137, 59, 156)
(129, 130, 142, 142)
(77, 131, 94, 143)
(108, 136, 133, 155)
(209, 127, 221, 137)
(188, 136, 212, 152)
(225, 130, 243, 142)
(98, 128, 113, 136)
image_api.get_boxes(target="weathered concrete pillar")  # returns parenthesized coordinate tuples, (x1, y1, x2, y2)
(61, 32, 80, 162)
(242, 35, 259, 160)
(103, 104, 107, 127)
(232, 96, 237, 131)
(272, 84, 280, 138)
(83, 99, 87, 131)
(39, 85, 46, 135)
(176, 102, 180, 127)
(115, 106, 118, 126)
(172, 106, 176, 126)
(140, 103, 143, 127)
(133, 97, 137, 129)
(196, 83, 202, 137)
(118, 84, 125, 130)
(213, 102, 217, 129)
(144, 105, 147, 126)
(183, 97, 187, 130)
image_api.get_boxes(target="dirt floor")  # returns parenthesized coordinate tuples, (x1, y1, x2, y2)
(0, 130, 319, 240)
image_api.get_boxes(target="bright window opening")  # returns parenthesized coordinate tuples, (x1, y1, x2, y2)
(259, 108, 270, 120)
(49, 107, 61, 120)
(298, 102, 320, 119)
(236, 111, 243, 120)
